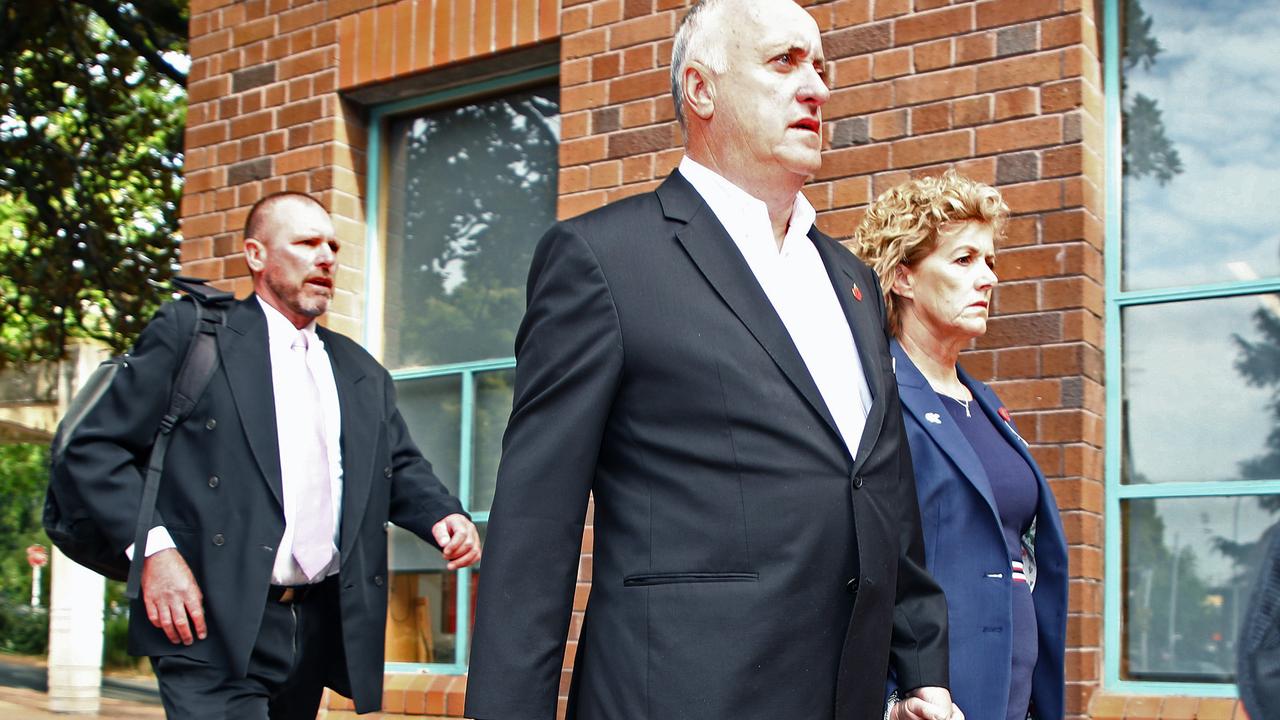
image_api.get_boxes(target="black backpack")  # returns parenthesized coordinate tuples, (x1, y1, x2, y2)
(44, 276, 234, 599)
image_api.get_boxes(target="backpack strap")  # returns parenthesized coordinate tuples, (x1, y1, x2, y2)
(124, 278, 231, 599)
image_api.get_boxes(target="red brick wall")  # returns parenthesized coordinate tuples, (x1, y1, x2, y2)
(181, 1, 1236, 719)
(182, 0, 559, 342)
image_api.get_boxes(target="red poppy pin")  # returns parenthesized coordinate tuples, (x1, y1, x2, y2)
(998, 407, 1011, 422)
(852, 284, 863, 301)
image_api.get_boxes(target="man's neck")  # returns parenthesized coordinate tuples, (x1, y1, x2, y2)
(685, 149, 804, 250)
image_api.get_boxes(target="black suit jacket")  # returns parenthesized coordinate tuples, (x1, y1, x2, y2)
(1239, 521, 1280, 720)
(466, 172, 948, 720)
(62, 296, 463, 713)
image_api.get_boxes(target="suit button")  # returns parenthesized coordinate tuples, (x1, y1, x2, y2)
(205, 418, 217, 430)
(212, 533, 225, 546)
(373, 575, 384, 587)
(383, 466, 392, 478)
(852, 474, 864, 489)
(846, 577, 859, 593)
(208, 475, 219, 488)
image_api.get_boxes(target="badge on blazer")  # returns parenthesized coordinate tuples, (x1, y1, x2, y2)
(925, 412, 942, 425)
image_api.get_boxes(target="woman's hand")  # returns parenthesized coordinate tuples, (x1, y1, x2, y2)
(891, 686, 965, 720)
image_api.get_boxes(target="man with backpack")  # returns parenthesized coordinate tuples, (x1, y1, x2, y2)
(56, 191, 480, 719)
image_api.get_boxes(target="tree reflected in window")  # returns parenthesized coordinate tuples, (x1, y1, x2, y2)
(383, 85, 560, 369)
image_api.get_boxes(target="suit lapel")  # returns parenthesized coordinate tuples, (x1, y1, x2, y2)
(660, 173, 844, 450)
(320, 330, 375, 563)
(811, 233, 889, 472)
(220, 297, 284, 510)
(891, 341, 1001, 523)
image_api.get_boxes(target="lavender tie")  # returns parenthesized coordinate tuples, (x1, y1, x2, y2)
(291, 330, 335, 581)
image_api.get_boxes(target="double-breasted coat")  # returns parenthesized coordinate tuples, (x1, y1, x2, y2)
(63, 296, 464, 713)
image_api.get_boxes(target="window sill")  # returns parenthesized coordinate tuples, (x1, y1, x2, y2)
(1088, 692, 1247, 720)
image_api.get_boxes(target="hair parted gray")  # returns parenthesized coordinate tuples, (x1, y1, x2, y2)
(670, 0, 733, 132)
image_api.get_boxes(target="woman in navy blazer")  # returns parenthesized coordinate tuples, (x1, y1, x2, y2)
(850, 172, 1068, 720)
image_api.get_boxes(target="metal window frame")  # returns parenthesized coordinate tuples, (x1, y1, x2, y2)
(1102, 0, 1280, 697)
(362, 66, 557, 675)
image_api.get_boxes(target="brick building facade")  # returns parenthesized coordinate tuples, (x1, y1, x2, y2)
(178, 0, 1264, 718)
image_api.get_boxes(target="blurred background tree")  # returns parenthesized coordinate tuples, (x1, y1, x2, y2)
(0, 0, 188, 368)
(0, 0, 188, 667)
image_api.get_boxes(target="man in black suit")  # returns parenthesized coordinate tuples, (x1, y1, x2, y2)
(1239, 521, 1280, 720)
(62, 191, 480, 719)
(466, 1, 955, 718)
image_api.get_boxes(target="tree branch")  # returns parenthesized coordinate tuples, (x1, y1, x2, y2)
(72, 0, 187, 86)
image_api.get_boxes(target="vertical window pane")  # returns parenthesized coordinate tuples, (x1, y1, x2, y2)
(1121, 0, 1280, 290)
(396, 375, 462, 498)
(471, 368, 515, 514)
(1122, 496, 1280, 682)
(382, 85, 560, 369)
(1121, 294, 1280, 484)
(386, 524, 486, 665)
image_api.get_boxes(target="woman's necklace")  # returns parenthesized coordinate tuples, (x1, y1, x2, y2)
(947, 394, 972, 417)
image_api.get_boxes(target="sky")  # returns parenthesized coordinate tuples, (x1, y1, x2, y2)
(1121, 0, 1280, 488)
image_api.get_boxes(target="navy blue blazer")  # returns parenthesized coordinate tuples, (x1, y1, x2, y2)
(891, 340, 1068, 720)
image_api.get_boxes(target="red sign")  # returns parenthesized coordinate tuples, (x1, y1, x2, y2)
(26, 544, 47, 568)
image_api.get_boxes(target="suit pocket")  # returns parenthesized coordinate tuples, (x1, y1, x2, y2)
(623, 571, 758, 587)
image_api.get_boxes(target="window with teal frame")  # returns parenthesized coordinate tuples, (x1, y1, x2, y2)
(1104, 0, 1280, 696)
(362, 66, 559, 673)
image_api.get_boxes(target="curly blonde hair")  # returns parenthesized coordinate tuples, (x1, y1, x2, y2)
(848, 171, 1009, 336)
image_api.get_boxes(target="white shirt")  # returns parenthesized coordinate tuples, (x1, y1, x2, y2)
(678, 156, 873, 458)
(259, 297, 344, 585)
(132, 298, 345, 587)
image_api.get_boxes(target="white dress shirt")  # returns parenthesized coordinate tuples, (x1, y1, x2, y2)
(259, 297, 344, 585)
(131, 298, 345, 586)
(678, 156, 873, 458)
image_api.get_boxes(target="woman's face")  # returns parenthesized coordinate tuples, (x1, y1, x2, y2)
(894, 221, 998, 343)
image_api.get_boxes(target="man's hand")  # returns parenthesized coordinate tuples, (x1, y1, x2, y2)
(431, 513, 482, 570)
(141, 548, 207, 646)
(891, 686, 964, 720)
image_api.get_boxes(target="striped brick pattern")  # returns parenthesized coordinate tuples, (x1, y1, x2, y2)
(337, 0, 561, 89)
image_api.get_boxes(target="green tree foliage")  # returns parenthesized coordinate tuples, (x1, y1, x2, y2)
(0, 443, 52, 653)
(0, 0, 188, 367)
(0, 444, 49, 606)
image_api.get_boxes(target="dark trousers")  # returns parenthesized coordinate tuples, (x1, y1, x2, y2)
(151, 577, 347, 720)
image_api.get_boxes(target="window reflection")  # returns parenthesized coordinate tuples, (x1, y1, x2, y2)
(382, 85, 560, 369)
(1122, 496, 1280, 682)
(1121, 294, 1280, 484)
(471, 368, 515, 514)
(395, 375, 462, 498)
(1121, 0, 1280, 290)
(386, 525, 487, 664)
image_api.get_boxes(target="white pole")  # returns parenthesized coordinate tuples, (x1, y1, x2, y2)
(30, 564, 41, 608)
(46, 341, 111, 714)
(48, 546, 106, 713)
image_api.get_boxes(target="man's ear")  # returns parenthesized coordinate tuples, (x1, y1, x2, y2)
(891, 264, 914, 301)
(244, 238, 267, 274)
(684, 61, 715, 121)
